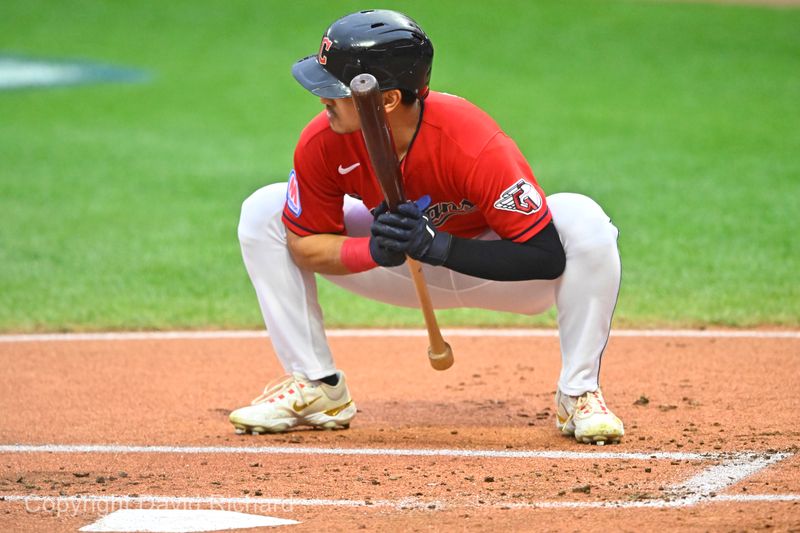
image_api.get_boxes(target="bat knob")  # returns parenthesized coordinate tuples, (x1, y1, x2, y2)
(350, 73, 378, 95)
(428, 342, 454, 371)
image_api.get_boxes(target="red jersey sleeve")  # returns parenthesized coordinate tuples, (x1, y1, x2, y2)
(465, 133, 552, 242)
(281, 131, 346, 236)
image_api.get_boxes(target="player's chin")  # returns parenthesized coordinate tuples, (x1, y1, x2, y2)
(325, 115, 340, 132)
(328, 120, 358, 135)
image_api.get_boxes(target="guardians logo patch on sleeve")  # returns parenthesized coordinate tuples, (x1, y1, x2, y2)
(286, 169, 302, 217)
(493, 179, 543, 215)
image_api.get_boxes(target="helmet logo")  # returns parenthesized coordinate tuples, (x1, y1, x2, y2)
(318, 36, 333, 65)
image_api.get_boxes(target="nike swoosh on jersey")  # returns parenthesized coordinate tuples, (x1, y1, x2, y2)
(338, 162, 361, 174)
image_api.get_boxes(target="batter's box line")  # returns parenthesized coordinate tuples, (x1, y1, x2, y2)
(504, 451, 794, 509)
(2, 491, 799, 513)
(0, 444, 791, 510)
(0, 443, 767, 460)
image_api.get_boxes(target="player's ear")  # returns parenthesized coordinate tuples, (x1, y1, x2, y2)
(382, 89, 402, 114)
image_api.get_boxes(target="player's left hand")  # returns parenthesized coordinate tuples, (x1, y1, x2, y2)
(371, 197, 453, 266)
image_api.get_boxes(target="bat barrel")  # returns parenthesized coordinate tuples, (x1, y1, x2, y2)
(349, 74, 406, 210)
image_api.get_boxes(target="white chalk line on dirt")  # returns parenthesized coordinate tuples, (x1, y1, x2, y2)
(672, 453, 789, 497)
(668, 452, 790, 503)
(1, 328, 799, 343)
(0, 443, 725, 461)
(2, 492, 799, 512)
(502, 493, 800, 509)
(1, 447, 791, 511)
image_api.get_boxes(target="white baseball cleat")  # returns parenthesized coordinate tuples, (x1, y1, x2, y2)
(229, 371, 356, 434)
(556, 388, 624, 445)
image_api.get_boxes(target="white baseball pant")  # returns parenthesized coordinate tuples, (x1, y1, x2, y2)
(237, 183, 621, 396)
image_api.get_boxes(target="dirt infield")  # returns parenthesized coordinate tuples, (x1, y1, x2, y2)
(1, 331, 798, 531)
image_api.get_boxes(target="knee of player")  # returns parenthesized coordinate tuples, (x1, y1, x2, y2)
(549, 194, 617, 243)
(238, 184, 287, 243)
(237, 198, 263, 243)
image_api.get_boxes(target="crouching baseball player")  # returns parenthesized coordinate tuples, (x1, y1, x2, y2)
(230, 10, 625, 444)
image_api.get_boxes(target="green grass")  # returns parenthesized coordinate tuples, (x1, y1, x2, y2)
(1, 0, 798, 331)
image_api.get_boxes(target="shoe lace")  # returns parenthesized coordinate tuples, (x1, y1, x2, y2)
(562, 390, 606, 427)
(250, 374, 309, 406)
(581, 390, 608, 414)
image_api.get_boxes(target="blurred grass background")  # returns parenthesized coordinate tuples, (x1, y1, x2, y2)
(0, 0, 798, 331)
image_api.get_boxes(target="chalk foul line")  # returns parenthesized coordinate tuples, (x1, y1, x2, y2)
(0, 444, 793, 511)
(2, 492, 798, 512)
(669, 452, 790, 498)
(0, 443, 724, 461)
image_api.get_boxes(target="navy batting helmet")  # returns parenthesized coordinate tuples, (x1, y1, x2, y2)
(292, 9, 434, 99)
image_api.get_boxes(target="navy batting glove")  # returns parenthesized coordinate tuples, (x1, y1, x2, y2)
(372, 201, 390, 218)
(371, 197, 453, 266)
(368, 202, 406, 267)
(369, 236, 406, 267)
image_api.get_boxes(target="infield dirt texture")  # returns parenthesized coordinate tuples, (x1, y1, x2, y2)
(1, 0, 799, 531)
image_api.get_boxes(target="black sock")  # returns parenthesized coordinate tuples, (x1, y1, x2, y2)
(318, 373, 339, 386)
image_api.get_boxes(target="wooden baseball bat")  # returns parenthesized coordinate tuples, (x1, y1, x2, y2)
(349, 73, 454, 371)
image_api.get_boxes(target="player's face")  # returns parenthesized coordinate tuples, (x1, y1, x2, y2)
(320, 96, 360, 134)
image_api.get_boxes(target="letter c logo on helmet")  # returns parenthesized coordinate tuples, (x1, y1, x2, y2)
(318, 36, 333, 65)
(292, 9, 434, 100)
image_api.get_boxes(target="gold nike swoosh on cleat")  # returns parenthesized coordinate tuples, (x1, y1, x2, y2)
(292, 396, 321, 412)
(324, 400, 353, 417)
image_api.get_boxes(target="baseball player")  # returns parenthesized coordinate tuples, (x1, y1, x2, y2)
(231, 10, 624, 444)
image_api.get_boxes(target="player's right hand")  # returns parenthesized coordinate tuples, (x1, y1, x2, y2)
(369, 202, 406, 267)
(370, 198, 452, 267)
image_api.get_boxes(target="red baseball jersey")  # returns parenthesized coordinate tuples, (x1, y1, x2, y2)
(282, 91, 551, 243)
